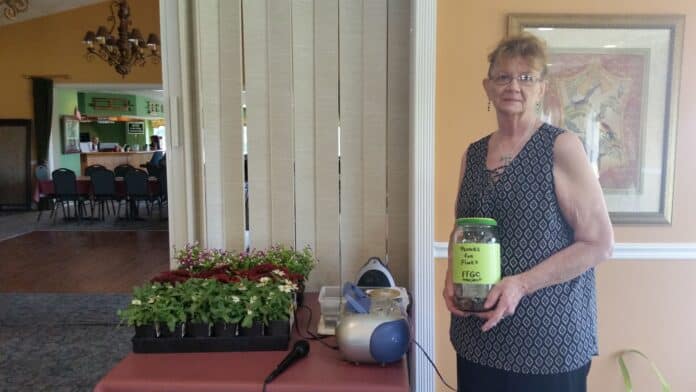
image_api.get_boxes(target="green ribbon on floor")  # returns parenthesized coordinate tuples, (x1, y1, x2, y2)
(618, 349, 671, 392)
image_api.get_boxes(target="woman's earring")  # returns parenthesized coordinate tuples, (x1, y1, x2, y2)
(487, 101, 491, 112)
(536, 102, 541, 113)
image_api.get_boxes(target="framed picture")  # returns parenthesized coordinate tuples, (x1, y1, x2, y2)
(61, 116, 81, 154)
(508, 14, 684, 224)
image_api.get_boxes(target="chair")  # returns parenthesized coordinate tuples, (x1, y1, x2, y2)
(35, 164, 54, 222)
(89, 169, 120, 220)
(123, 169, 155, 219)
(155, 162, 167, 219)
(51, 168, 87, 223)
(114, 164, 136, 178)
(84, 164, 107, 177)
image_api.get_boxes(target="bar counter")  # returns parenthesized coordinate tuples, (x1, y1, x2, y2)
(81, 151, 153, 173)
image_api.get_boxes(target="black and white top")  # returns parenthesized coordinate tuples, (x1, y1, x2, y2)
(450, 123, 598, 374)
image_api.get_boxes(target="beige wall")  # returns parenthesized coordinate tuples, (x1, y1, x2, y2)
(436, 1, 696, 391)
(0, 0, 162, 164)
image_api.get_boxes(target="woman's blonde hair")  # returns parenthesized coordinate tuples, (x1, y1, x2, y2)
(487, 33, 548, 78)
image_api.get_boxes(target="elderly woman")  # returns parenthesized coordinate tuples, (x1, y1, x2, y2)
(443, 33, 614, 391)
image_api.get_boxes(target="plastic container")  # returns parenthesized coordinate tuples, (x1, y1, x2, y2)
(319, 286, 342, 322)
(450, 217, 501, 312)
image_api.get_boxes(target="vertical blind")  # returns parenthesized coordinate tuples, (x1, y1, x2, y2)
(195, 0, 410, 290)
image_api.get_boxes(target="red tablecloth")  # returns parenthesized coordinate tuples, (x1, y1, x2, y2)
(33, 177, 159, 203)
(93, 294, 409, 392)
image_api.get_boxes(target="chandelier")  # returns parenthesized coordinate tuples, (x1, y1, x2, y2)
(82, 0, 160, 77)
(2, 0, 29, 20)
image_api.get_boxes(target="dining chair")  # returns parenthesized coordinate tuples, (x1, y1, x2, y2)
(84, 164, 108, 177)
(122, 169, 155, 219)
(89, 169, 120, 220)
(114, 164, 136, 178)
(51, 168, 87, 223)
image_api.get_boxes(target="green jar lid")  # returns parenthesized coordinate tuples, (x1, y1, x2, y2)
(456, 217, 497, 226)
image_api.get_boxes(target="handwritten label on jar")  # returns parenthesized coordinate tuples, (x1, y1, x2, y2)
(452, 244, 501, 284)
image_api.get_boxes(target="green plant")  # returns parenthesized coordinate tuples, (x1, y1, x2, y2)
(256, 278, 295, 324)
(263, 245, 317, 279)
(118, 282, 186, 331)
(117, 284, 159, 327)
(208, 281, 246, 325)
(179, 278, 216, 325)
(237, 279, 265, 328)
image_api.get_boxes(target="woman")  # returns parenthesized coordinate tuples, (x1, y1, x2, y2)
(443, 33, 614, 391)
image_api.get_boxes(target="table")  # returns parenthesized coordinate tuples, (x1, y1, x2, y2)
(93, 294, 409, 392)
(33, 177, 160, 203)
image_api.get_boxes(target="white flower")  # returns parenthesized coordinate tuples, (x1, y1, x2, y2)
(238, 285, 247, 291)
(247, 309, 253, 315)
(249, 295, 257, 304)
(132, 299, 142, 305)
(147, 297, 156, 304)
(260, 277, 271, 283)
(231, 295, 240, 303)
(272, 269, 285, 277)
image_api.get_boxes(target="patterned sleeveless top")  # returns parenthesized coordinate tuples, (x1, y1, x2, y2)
(450, 123, 598, 374)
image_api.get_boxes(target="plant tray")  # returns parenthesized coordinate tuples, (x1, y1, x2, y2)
(132, 334, 290, 353)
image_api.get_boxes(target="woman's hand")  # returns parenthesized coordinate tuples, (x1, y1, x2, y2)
(443, 270, 467, 317)
(477, 275, 528, 332)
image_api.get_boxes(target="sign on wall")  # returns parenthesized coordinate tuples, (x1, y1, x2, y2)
(127, 122, 145, 134)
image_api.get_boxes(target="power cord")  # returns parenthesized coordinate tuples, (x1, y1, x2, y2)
(411, 339, 457, 391)
(397, 302, 456, 391)
(293, 304, 339, 350)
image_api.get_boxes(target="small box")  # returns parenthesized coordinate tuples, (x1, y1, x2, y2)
(318, 286, 342, 322)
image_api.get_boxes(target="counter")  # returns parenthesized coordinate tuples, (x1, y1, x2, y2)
(81, 152, 154, 174)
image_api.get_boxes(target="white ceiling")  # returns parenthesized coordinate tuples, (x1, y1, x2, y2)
(0, 0, 106, 26)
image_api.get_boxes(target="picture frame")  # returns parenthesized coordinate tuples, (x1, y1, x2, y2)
(61, 115, 81, 154)
(508, 14, 684, 224)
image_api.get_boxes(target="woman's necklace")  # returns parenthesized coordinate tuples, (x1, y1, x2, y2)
(498, 121, 539, 165)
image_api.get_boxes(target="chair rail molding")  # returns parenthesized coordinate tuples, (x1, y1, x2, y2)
(433, 242, 696, 260)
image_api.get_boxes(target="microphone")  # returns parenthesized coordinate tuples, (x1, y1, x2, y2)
(264, 340, 310, 384)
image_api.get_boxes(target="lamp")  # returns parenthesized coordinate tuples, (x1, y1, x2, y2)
(2, 0, 28, 20)
(82, 0, 160, 77)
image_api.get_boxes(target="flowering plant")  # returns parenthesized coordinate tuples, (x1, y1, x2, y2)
(173, 243, 230, 272)
(118, 282, 186, 331)
(208, 280, 246, 325)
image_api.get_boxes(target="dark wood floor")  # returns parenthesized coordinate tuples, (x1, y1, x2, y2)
(0, 231, 170, 293)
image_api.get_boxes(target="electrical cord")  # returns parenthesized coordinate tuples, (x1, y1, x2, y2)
(411, 339, 457, 391)
(397, 299, 456, 391)
(293, 304, 338, 350)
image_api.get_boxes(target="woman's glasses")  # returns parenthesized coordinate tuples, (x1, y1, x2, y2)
(490, 74, 541, 86)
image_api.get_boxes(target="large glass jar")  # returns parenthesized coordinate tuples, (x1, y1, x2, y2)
(450, 217, 500, 312)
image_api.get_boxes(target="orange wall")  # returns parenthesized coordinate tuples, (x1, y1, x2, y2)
(436, 1, 696, 391)
(0, 0, 162, 120)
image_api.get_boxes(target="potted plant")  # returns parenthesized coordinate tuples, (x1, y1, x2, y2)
(118, 284, 160, 338)
(118, 282, 186, 338)
(258, 278, 295, 336)
(209, 281, 246, 337)
(237, 280, 265, 336)
(180, 278, 215, 337)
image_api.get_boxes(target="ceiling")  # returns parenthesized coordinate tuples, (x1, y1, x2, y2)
(0, 0, 106, 27)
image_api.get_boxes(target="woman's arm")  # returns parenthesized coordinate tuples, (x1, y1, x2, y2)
(478, 131, 614, 331)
